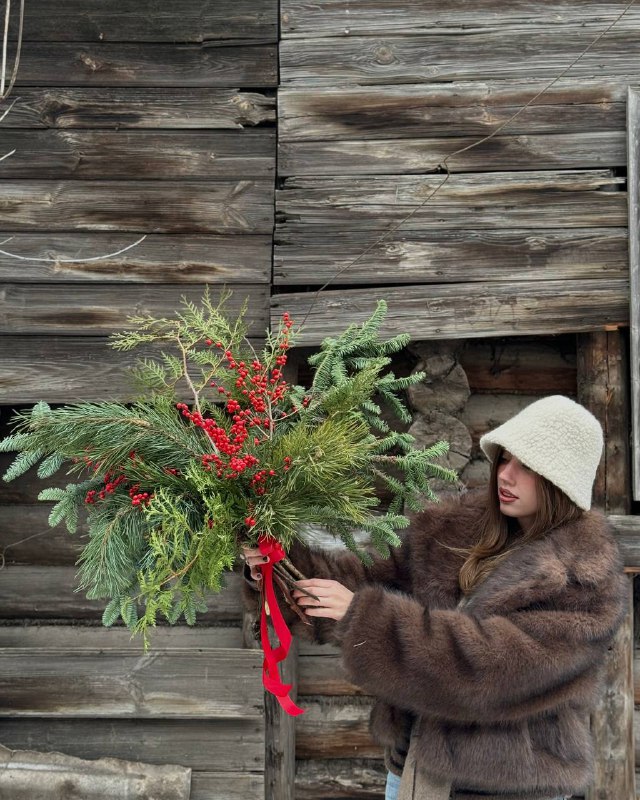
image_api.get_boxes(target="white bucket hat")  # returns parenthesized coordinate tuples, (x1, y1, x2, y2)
(479, 395, 603, 511)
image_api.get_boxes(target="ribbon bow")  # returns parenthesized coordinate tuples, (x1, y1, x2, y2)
(258, 534, 305, 716)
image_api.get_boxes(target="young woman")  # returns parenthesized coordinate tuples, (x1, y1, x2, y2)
(243, 395, 626, 800)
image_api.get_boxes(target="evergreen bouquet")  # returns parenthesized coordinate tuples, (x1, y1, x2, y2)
(1, 292, 456, 651)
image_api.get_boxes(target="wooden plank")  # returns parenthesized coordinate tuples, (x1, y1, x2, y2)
(0, 131, 275, 180)
(0, 285, 268, 335)
(0, 181, 274, 233)
(271, 280, 629, 345)
(0, 88, 275, 129)
(295, 759, 385, 800)
(585, 576, 636, 800)
(13, 0, 277, 42)
(296, 698, 381, 759)
(458, 338, 577, 396)
(577, 331, 632, 514)
(274, 228, 628, 285)
(0, 233, 271, 283)
(191, 772, 264, 800)
(17, 43, 277, 88)
(279, 29, 639, 86)
(0, 718, 264, 772)
(0, 566, 244, 623)
(277, 171, 626, 230)
(299, 653, 363, 696)
(628, 87, 640, 502)
(265, 639, 298, 800)
(280, 0, 640, 38)
(610, 516, 640, 570)
(279, 131, 627, 175)
(0, 506, 83, 565)
(0, 336, 270, 404)
(278, 80, 628, 141)
(0, 648, 263, 719)
(0, 624, 244, 649)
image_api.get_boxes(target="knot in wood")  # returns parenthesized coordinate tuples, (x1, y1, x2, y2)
(375, 45, 395, 65)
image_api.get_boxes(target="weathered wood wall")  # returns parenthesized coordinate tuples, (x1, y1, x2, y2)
(273, 0, 635, 343)
(0, 1, 277, 403)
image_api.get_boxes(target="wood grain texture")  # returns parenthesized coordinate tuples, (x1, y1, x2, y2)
(277, 171, 626, 230)
(295, 758, 385, 799)
(191, 772, 264, 800)
(0, 284, 268, 335)
(13, 0, 277, 42)
(0, 181, 274, 233)
(280, 0, 640, 38)
(0, 130, 275, 180)
(0, 648, 263, 719)
(0, 567, 244, 622)
(274, 228, 628, 285)
(585, 577, 636, 800)
(280, 29, 639, 86)
(0, 625, 244, 650)
(0, 88, 275, 129)
(0, 233, 271, 283)
(628, 87, 640, 502)
(296, 698, 381, 759)
(0, 336, 269, 404)
(278, 80, 628, 141)
(279, 132, 626, 175)
(271, 280, 629, 344)
(16, 43, 277, 88)
(0, 718, 264, 771)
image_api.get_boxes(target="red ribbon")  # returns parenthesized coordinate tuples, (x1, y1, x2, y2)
(258, 534, 305, 716)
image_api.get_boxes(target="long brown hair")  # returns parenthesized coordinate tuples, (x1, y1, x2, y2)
(458, 447, 583, 594)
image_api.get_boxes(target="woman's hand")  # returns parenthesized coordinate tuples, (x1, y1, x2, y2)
(292, 578, 354, 622)
(241, 545, 268, 581)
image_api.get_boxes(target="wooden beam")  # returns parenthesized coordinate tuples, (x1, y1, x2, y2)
(628, 87, 640, 502)
(0, 181, 274, 234)
(0, 130, 275, 180)
(17, 43, 277, 88)
(0, 648, 263, 719)
(271, 280, 629, 345)
(264, 639, 298, 800)
(2, 88, 275, 130)
(577, 330, 635, 800)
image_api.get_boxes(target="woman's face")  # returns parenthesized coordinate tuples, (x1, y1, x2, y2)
(496, 450, 539, 531)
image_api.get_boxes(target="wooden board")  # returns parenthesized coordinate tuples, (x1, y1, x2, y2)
(0, 335, 261, 404)
(0, 233, 271, 283)
(278, 79, 628, 141)
(0, 284, 268, 335)
(279, 29, 639, 86)
(277, 171, 626, 230)
(279, 132, 627, 175)
(0, 88, 275, 130)
(0, 567, 244, 622)
(280, 1, 640, 38)
(295, 758, 385, 799)
(271, 280, 629, 344)
(12, 0, 277, 42)
(274, 228, 628, 285)
(0, 624, 244, 650)
(0, 648, 263, 719)
(628, 87, 640, 501)
(0, 130, 275, 180)
(0, 718, 264, 772)
(191, 772, 264, 800)
(16, 43, 277, 88)
(0, 181, 274, 233)
(296, 698, 381, 759)
(0, 506, 84, 565)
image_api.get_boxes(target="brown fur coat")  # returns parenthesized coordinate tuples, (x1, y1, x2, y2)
(263, 491, 626, 800)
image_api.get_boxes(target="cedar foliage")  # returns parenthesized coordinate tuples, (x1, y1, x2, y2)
(1, 292, 456, 639)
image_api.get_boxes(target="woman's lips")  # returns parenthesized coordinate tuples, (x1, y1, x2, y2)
(498, 488, 519, 503)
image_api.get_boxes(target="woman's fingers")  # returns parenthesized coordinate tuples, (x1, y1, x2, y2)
(292, 579, 354, 621)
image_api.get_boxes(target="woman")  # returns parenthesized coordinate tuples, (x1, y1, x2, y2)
(243, 395, 626, 800)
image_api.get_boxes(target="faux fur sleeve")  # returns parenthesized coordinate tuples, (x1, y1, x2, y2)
(335, 559, 627, 724)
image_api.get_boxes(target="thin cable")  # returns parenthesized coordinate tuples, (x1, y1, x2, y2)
(299, 0, 637, 327)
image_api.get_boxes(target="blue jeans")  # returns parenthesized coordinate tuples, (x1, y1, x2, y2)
(385, 772, 566, 799)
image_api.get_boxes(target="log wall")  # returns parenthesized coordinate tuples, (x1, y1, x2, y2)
(0, 2, 277, 404)
(273, 0, 635, 343)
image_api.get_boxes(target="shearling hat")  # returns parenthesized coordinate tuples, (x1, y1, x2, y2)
(479, 395, 603, 510)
